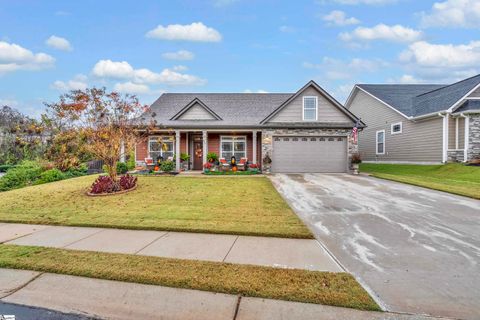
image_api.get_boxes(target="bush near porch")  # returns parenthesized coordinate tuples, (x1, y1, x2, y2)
(360, 163, 480, 199)
(0, 175, 312, 239)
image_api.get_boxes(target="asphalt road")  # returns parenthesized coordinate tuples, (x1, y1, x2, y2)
(0, 302, 93, 320)
(270, 173, 480, 320)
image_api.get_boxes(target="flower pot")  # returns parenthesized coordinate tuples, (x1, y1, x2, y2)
(352, 163, 359, 175)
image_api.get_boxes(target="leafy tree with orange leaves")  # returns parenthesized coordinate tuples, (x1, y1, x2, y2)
(45, 88, 155, 182)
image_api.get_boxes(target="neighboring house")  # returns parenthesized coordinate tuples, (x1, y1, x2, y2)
(136, 81, 364, 173)
(345, 74, 480, 163)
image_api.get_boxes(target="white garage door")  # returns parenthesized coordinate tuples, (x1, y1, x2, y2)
(272, 136, 347, 173)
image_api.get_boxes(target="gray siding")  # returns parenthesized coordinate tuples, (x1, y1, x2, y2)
(178, 103, 216, 120)
(448, 116, 456, 149)
(448, 117, 465, 149)
(268, 87, 352, 123)
(348, 90, 443, 163)
(458, 117, 465, 147)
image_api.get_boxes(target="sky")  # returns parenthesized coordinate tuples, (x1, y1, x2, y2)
(1, 0, 479, 117)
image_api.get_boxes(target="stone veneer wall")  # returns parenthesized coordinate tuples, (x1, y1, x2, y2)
(261, 128, 357, 173)
(468, 114, 480, 161)
(447, 150, 464, 162)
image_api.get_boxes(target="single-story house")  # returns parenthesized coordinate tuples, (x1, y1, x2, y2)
(136, 81, 364, 173)
(345, 74, 480, 163)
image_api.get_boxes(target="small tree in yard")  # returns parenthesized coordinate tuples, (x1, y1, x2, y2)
(45, 88, 154, 183)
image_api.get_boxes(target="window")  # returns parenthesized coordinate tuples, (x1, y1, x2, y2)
(220, 136, 246, 160)
(149, 136, 175, 161)
(303, 96, 318, 121)
(376, 130, 385, 155)
(391, 122, 402, 135)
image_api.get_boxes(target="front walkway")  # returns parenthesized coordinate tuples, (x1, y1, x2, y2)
(0, 223, 340, 271)
(0, 269, 444, 320)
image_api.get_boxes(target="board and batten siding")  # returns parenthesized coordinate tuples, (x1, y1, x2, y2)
(268, 87, 352, 123)
(348, 90, 443, 163)
(448, 117, 465, 149)
(178, 103, 216, 120)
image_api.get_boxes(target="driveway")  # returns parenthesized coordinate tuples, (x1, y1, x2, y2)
(270, 173, 480, 320)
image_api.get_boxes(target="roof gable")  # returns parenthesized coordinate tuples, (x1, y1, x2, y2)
(170, 98, 222, 121)
(261, 81, 362, 125)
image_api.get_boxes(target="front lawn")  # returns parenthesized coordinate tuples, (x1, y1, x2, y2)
(0, 245, 380, 311)
(0, 175, 312, 238)
(361, 163, 480, 199)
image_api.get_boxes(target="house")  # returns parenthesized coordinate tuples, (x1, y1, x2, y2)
(345, 74, 480, 164)
(135, 81, 364, 173)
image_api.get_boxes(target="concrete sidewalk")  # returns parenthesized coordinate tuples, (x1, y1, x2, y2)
(0, 269, 447, 320)
(0, 223, 340, 271)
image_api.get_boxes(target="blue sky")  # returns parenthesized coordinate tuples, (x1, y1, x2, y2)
(1, 0, 479, 117)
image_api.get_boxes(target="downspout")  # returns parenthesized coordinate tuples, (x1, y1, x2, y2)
(459, 113, 469, 162)
(438, 113, 448, 163)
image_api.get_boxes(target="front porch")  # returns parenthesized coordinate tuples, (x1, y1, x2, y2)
(135, 129, 262, 173)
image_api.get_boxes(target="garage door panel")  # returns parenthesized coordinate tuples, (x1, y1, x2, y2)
(272, 136, 347, 173)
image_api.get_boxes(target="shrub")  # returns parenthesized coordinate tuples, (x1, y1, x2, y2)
(160, 160, 175, 172)
(119, 174, 137, 190)
(65, 163, 88, 178)
(90, 176, 119, 194)
(35, 169, 66, 184)
(0, 160, 43, 191)
(116, 162, 128, 174)
(351, 153, 362, 164)
(0, 164, 14, 172)
(126, 151, 136, 170)
(207, 152, 218, 163)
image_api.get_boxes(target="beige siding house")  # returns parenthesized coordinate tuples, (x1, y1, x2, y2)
(345, 75, 480, 163)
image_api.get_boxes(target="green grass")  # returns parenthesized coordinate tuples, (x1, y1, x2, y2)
(361, 163, 480, 199)
(0, 175, 312, 238)
(0, 244, 380, 311)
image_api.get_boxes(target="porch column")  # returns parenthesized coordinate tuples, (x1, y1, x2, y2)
(464, 115, 470, 162)
(202, 130, 208, 165)
(175, 130, 181, 172)
(252, 131, 257, 164)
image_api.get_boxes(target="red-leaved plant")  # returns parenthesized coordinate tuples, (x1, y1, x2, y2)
(119, 174, 137, 190)
(249, 163, 258, 169)
(90, 176, 118, 194)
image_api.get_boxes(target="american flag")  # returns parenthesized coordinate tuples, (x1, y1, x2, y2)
(352, 120, 360, 143)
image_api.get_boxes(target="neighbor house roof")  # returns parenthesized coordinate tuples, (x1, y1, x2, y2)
(455, 100, 480, 113)
(354, 74, 480, 118)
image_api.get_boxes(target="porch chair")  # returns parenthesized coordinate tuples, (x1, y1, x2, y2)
(219, 158, 230, 171)
(237, 157, 248, 171)
(144, 157, 154, 170)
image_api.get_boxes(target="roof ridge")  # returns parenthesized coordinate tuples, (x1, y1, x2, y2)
(161, 92, 294, 95)
(415, 74, 480, 98)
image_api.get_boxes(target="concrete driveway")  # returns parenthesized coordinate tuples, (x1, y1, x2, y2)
(270, 173, 480, 320)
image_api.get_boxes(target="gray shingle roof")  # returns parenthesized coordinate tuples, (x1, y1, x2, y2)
(455, 100, 480, 113)
(357, 84, 445, 117)
(145, 93, 293, 128)
(357, 74, 480, 117)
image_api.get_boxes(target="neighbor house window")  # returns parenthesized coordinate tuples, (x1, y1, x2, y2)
(391, 122, 402, 135)
(220, 136, 246, 160)
(303, 96, 318, 121)
(149, 136, 175, 161)
(376, 130, 385, 155)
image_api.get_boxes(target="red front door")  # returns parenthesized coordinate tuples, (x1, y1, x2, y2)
(193, 135, 203, 170)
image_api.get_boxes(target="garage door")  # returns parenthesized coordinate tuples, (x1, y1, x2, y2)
(272, 136, 347, 173)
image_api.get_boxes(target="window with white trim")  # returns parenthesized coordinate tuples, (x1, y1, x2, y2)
(391, 122, 402, 135)
(376, 130, 385, 155)
(149, 136, 175, 161)
(220, 136, 246, 160)
(303, 96, 318, 121)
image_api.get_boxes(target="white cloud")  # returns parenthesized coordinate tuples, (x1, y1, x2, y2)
(172, 65, 188, 71)
(92, 59, 206, 86)
(399, 41, 480, 81)
(420, 0, 480, 28)
(0, 41, 55, 74)
(114, 82, 151, 94)
(244, 89, 269, 93)
(323, 10, 360, 26)
(51, 74, 88, 91)
(45, 35, 72, 51)
(279, 25, 296, 33)
(303, 57, 388, 80)
(340, 24, 422, 43)
(161, 50, 194, 60)
(146, 22, 222, 42)
(0, 98, 19, 107)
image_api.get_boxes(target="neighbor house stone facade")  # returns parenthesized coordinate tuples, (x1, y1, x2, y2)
(467, 114, 480, 160)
